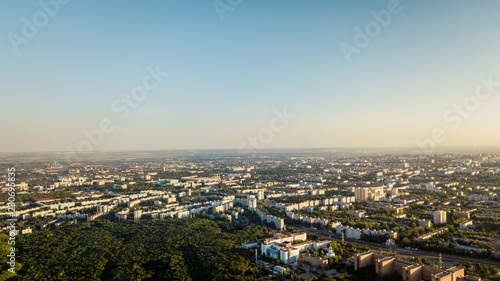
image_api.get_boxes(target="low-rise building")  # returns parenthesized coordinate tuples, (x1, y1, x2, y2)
(354, 252, 464, 281)
(299, 253, 328, 268)
(418, 219, 432, 228)
(459, 220, 473, 230)
(385, 205, 404, 214)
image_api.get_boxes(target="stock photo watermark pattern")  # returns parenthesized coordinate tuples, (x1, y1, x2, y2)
(340, 0, 409, 64)
(238, 106, 295, 156)
(65, 65, 169, 162)
(3, 1, 500, 280)
(213, 0, 244, 22)
(7, 0, 70, 54)
(5, 167, 17, 274)
(415, 75, 500, 154)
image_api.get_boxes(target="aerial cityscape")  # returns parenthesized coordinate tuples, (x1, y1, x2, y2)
(2, 0, 500, 281)
(0, 151, 500, 280)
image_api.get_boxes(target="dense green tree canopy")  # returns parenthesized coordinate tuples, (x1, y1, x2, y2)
(10, 219, 268, 281)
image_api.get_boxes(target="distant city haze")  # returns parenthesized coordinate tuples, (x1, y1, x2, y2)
(2, 0, 500, 153)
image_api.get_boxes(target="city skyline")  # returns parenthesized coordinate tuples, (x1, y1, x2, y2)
(2, 0, 500, 153)
(3, 2, 500, 280)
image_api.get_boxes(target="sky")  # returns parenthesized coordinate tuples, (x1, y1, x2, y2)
(1, 0, 500, 153)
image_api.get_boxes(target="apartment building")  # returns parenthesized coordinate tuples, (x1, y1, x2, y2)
(492, 236, 500, 258)
(418, 219, 432, 228)
(386, 205, 405, 214)
(453, 210, 474, 219)
(458, 220, 473, 230)
(133, 210, 142, 220)
(433, 211, 447, 225)
(355, 186, 385, 202)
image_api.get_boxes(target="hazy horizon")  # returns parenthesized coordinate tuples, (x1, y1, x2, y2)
(3, 145, 500, 155)
(2, 0, 500, 153)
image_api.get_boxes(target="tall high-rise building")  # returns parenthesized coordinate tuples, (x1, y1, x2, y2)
(97, 205, 109, 214)
(355, 188, 368, 202)
(133, 210, 142, 220)
(354, 187, 384, 202)
(433, 211, 447, 225)
(257, 190, 265, 201)
(247, 197, 257, 209)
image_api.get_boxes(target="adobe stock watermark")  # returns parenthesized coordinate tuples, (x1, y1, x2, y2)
(6, 167, 17, 274)
(213, 0, 243, 22)
(7, 0, 70, 54)
(339, 0, 407, 64)
(65, 65, 169, 162)
(415, 75, 500, 154)
(238, 106, 295, 156)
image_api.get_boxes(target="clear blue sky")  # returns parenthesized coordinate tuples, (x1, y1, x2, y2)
(2, 0, 500, 153)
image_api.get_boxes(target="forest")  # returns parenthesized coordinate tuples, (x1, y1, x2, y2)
(5, 218, 270, 281)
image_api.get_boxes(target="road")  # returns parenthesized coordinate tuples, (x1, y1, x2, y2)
(293, 226, 500, 269)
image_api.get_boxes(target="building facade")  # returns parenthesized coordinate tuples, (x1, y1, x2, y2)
(354, 252, 464, 281)
(433, 211, 447, 225)
(355, 186, 385, 202)
(492, 236, 500, 258)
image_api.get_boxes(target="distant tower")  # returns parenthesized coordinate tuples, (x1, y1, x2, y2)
(439, 253, 442, 268)
(341, 233, 345, 243)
